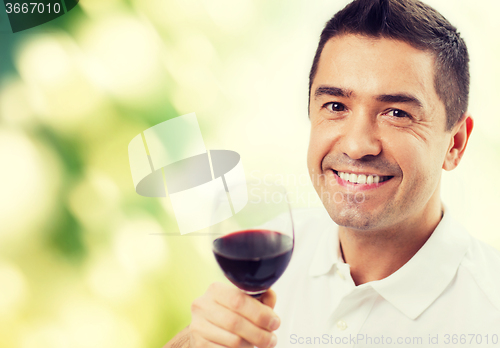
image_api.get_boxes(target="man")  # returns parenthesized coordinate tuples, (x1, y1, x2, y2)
(166, 0, 500, 347)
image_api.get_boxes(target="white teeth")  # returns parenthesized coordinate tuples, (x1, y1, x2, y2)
(349, 173, 358, 183)
(338, 171, 384, 184)
(357, 174, 367, 184)
(367, 175, 374, 184)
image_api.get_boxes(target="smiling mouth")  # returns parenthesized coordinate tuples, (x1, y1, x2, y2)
(332, 170, 394, 185)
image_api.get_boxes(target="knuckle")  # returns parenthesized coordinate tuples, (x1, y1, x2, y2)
(190, 298, 203, 313)
(207, 282, 219, 293)
(229, 293, 246, 311)
(226, 314, 242, 332)
(208, 281, 225, 295)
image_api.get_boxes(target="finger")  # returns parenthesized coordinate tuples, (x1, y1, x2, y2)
(190, 337, 227, 348)
(190, 316, 253, 348)
(208, 283, 279, 331)
(189, 332, 231, 348)
(260, 289, 277, 309)
(196, 295, 277, 348)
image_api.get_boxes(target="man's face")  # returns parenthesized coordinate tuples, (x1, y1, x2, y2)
(307, 34, 453, 232)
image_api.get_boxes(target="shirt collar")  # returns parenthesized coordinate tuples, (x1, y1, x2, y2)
(371, 207, 470, 319)
(308, 206, 471, 320)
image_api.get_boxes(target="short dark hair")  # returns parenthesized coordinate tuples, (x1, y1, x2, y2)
(309, 0, 469, 131)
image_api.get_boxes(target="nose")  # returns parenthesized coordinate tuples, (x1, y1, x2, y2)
(339, 112, 382, 160)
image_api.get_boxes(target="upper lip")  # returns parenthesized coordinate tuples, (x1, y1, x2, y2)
(333, 169, 394, 177)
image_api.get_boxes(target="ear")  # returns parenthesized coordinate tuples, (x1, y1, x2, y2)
(442, 112, 473, 171)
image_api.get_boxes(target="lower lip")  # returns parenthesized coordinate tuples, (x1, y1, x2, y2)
(334, 172, 392, 191)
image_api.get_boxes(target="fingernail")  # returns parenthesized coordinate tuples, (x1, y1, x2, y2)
(269, 317, 280, 330)
(269, 334, 277, 348)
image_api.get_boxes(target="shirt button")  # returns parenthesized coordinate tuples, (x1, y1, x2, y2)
(336, 320, 348, 331)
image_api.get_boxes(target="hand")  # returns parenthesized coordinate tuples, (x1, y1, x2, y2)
(189, 282, 280, 348)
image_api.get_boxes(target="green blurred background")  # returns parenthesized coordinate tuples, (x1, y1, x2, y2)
(1, 0, 499, 347)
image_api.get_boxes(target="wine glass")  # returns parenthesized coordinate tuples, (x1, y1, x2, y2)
(210, 180, 294, 298)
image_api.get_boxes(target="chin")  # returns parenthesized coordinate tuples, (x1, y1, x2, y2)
(330, 211, 377, 231)
(324, 200, 387, 231)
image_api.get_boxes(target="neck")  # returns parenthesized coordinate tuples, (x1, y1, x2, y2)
(339, 202, 443, 286)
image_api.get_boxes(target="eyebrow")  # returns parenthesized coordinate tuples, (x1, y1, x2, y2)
(376, 94, 423, 109)
(314, 85, 423, 109)
(314, 86, 353, 99)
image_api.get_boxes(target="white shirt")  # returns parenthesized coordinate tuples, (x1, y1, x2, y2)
(272, 207, 500, 348)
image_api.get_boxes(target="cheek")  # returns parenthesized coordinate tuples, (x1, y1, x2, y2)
(307, 141, 320, 181)
(307, 123, 332, 171)
(411, 137, 449, 176)
(396, 137, 443, 190)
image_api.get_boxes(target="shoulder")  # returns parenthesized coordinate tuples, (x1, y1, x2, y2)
(459, 225, 500, 311)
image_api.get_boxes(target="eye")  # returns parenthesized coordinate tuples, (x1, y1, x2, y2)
(386, 109, 410, 118)
(324, 102, 346, 112)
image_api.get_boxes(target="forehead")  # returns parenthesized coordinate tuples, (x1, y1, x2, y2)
(313, 34, 440, 108)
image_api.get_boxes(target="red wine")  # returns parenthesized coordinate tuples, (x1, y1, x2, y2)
(213, 229, 294, 293)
